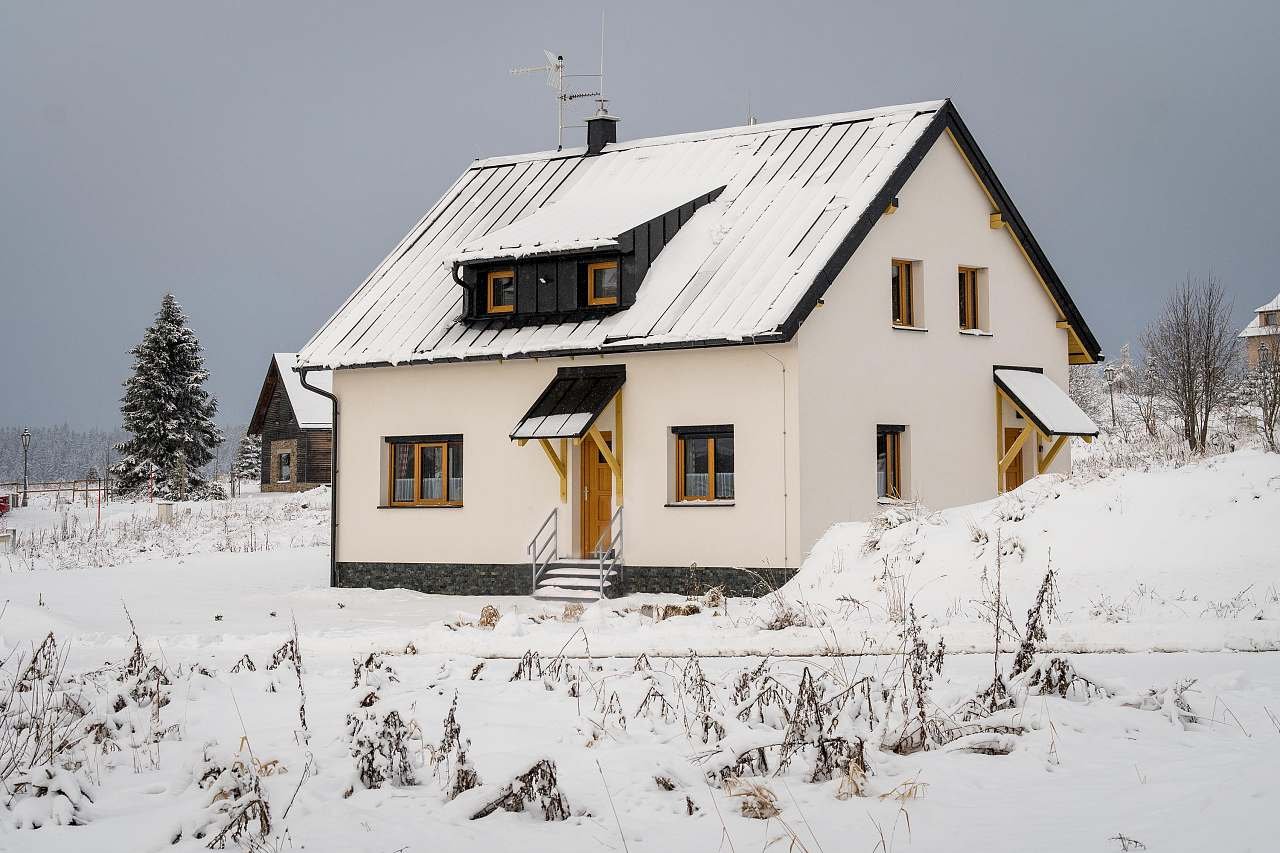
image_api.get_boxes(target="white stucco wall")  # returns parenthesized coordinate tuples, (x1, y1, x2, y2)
(333, 343, 801, 569)
(795, 131, 1075, 552)
(332, 130, 1085, 574)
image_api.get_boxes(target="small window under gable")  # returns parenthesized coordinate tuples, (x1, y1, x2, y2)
(891, 259, 921, 328)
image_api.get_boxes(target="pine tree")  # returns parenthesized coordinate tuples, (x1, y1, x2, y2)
(112, 294, 225, 500)
(234, 432, 262, 482)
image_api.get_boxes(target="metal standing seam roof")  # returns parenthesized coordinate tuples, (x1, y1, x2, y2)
(511, 365, 626, 440)
(297, 99, 1101, 370)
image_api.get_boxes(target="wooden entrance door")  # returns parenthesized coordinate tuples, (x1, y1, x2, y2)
(1003, 427, 1026, 492)
(581, 432, 613, 557)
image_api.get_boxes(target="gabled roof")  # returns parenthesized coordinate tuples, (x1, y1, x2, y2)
(248, 353, 333, 434)
(298, 99, 1101, 370)
(1255, 292, 1280, 313)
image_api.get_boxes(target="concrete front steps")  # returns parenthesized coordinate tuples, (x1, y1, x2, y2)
(533, 559, 619, 602)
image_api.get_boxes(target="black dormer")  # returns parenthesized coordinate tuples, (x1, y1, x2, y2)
(453, 185, 725, 327)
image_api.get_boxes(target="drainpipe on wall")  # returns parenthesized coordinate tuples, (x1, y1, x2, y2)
(753, 343, 790, 568)
(298, 366, 339, 588)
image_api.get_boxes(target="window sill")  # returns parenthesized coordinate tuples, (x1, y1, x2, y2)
(378, 503, 465, 509)
(891, 324, 928, 333)
(959, 328, 993, 337)
(665, 500, 736, 508)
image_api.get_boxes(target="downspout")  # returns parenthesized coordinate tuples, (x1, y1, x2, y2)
(298, 366, 339, 588)
(753, 342, 790, 568)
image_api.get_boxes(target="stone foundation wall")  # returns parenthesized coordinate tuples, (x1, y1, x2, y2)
(336, 561, 797, 598)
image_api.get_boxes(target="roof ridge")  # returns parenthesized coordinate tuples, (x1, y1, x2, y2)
(469, 99, 948, 169)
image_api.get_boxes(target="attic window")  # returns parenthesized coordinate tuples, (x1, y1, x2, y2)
(587, 260, 619, 306)
(487, 270, 516, 314)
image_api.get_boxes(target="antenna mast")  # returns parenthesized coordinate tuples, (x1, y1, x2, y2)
(511, 49, 601, 150)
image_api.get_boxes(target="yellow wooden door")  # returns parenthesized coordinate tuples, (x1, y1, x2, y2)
(581, 432, 613, 556)
(1003, 427, 1026, 492)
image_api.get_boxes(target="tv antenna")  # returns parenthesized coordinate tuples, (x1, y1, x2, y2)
(510, 14, 608, 150)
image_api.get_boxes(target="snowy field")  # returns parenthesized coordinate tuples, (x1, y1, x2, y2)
(2, 453, 1279, 851)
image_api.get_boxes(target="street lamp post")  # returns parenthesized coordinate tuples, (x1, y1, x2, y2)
(20, 428, 31, 508)
(1103, 366, 1117, 428)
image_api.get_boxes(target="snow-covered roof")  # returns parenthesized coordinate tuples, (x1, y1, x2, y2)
(298, 99, 1101, 369)
(250, 354, 332, 432)
(510, 365, 626, 440)
(1239, 315, 1280, 339)
(994, 368, 1098, 437)
(452, 176, 725, 264)
(1256, 292, 1280, 313)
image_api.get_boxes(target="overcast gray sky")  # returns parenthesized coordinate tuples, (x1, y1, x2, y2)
(3, 1, 1278, 428)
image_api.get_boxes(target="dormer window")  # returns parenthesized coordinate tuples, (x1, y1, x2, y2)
(487, 270, 516, 314)
(587, 260, 619, 306)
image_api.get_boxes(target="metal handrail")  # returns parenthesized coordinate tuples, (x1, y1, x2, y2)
(528, 507, 558, 591)
(592, 507, 624, 599)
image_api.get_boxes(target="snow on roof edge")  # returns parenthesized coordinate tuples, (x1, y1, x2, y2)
(469, 99, 948, 169)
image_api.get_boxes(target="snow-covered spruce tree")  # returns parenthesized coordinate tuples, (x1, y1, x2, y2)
(112, 294, 224, 500)
(234, 431, 262, 482)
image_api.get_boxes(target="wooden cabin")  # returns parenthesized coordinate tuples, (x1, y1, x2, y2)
(248, 353, 333, 492)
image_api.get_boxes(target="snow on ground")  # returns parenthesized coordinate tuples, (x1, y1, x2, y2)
(782, 447, 1280, 654)
(1, 456, 1279, 851)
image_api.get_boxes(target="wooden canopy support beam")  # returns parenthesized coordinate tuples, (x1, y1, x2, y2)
(999, 423, 1033, 474)
(1038, 434, 1068, 472)
(587, 421, 623, 507)
(537, 437, 569, 503)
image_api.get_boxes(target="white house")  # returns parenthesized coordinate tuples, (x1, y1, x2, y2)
(296, 99, 1101, 600)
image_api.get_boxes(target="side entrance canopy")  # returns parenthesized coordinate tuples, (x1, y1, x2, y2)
(994, 367, 1098, 491)
(511, 365, 625, 504)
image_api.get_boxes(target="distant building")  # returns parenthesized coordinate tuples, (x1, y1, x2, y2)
(248, 353, 332, 492)
(297, 99, 1101, 600)
(1239, 292, 1280, 369)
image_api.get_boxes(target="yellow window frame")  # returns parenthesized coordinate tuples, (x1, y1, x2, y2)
(586, 260, 620, 306)
(388, 441, 460, 507)
(891, 259, 915, 326)
(959, 266, 980, 330)
(486, 269, 516, 314)
(676, 434, 729, 502)
(883, 431, 902, 499)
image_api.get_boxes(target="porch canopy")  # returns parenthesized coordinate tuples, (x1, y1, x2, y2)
(512, 365, 626, 440)
(993, 367, 1098, 491)
(512, 365, 626, 503)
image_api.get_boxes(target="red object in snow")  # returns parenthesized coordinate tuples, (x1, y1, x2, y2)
(0, 495, 9, 516)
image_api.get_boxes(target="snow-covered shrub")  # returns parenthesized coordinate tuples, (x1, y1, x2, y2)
(8, 766, 95, 829)
(471, 759, 570, 821)
(173, 745, 272, 848)
(432, 693, 480, 800)
(346, 655, 418, 792)
(478, 605, 501, 629)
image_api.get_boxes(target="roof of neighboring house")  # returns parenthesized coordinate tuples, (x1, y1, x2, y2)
(298, 99, 1102, 370)
(248, 353, 333, 434)
(1239, 316, 1280, 338)
(1239, 292, 1280, 339)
